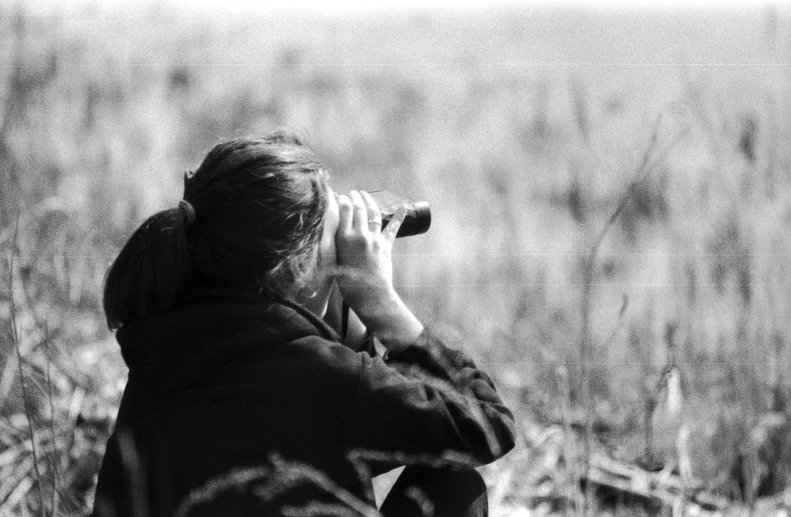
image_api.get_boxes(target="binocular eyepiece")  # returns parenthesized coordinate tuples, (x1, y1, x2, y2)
(367, 190, 431, 238)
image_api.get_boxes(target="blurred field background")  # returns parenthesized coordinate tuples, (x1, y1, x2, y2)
(2, 1, 791, 515)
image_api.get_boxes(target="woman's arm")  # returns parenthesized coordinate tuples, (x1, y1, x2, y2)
(331, 191, 515, 466)
(344, 327, 517, 471)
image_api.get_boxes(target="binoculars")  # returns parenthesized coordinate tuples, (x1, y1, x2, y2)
(367, 190, 431, 238)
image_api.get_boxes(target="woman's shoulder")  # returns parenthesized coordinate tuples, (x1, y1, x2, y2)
(116, 293, 370, 391)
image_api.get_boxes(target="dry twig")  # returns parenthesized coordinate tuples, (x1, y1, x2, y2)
(578, 105, 691, 516)
(45, 322, 61, 513)
(8, 213, 46, 515)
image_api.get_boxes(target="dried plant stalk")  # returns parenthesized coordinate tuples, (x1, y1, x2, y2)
(8, 214, 47, 516)
(578, 106, 690, 515)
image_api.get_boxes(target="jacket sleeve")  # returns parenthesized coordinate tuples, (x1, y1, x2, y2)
(343, 327, 517, 472)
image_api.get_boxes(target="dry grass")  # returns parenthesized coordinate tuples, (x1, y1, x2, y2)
(2, 3, 791, 515)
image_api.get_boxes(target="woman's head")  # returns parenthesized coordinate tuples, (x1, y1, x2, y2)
(103, 129, 330, 330)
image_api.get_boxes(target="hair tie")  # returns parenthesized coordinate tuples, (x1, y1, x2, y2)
(178, 199, 196, 224)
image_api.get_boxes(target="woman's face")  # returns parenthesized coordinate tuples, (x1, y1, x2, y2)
(302, 185, 339, 317)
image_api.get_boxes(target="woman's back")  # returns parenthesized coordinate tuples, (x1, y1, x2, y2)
(95, 288, 367, 516)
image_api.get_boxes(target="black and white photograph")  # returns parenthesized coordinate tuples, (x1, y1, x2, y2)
(1, 0, 790, 515)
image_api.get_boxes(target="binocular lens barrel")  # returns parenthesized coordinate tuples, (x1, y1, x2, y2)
(367, 190, 431, 238)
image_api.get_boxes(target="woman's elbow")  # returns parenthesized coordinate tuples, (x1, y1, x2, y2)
(491, 416, 518, 461)
(468, 413, 518, 466)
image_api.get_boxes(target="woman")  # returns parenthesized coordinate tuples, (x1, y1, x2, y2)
(93, 129, 516, 517)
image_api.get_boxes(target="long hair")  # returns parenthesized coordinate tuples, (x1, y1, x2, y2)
(103, 129, 329, 330)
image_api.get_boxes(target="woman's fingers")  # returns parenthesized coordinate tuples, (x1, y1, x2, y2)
(339, 190, 404, 243)
(361, 191, 382, 234)
(337, 194, 353, 234)
(382, 204, 408, 242)
(349, 190, 368, 233)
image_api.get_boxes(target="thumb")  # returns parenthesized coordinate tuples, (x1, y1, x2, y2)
(383, 204, 408, 242)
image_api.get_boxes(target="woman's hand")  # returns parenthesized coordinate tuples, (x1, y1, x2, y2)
(333, 190, 423, 349)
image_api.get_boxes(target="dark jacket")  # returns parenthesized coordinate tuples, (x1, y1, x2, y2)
(93, 286, 516, 517)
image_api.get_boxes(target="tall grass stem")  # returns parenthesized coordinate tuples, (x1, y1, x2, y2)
(578, 107, 689, 516)
(8, 213, 47, 516)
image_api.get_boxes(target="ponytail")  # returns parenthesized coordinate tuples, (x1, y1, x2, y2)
(103, 207, 192, 330)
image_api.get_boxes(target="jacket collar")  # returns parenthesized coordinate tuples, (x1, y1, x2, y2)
(116, 282, 341, 390)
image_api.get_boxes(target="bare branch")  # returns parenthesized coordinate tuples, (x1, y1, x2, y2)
(578, 105, 691, 516)
(8, 212, 46, 516)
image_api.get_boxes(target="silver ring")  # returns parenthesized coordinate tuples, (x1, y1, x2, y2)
(368, 219, 381, 226)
